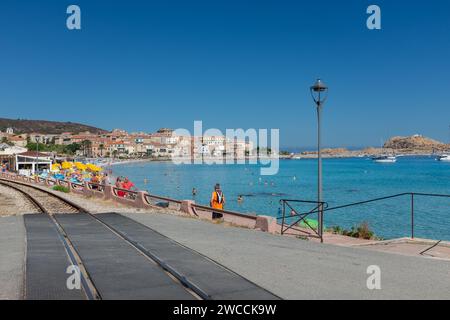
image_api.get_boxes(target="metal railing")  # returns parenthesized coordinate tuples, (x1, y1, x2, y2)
(278, 199, 328, 242)
(324, 192, 450, 240)
(278, 192, 450, 242)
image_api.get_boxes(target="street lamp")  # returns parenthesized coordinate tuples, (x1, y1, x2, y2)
(310, 79, 328, 243)
(34, 136, 40, 175)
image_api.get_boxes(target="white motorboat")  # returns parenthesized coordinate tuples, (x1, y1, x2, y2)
(372, 155, 397, 163)
(437, 154, 450, 162)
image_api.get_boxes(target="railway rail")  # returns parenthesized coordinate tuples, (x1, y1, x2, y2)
(0, 179, 99, 299)
(0, 178, 277, 300)
(0, 179, 86, 214)
(0, 178, 202, 300)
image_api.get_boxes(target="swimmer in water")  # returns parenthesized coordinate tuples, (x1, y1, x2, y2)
(192, 187, 197, 196)
(144, 178, 148, 185)
(237, 195, 243, 204)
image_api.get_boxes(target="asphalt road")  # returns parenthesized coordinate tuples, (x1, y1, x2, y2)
(0, 216, 25, 300)
(1, 213, 449, 299)
(121, 212, 450, 300)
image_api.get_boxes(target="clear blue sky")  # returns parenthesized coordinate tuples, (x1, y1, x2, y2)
(1, 0, 449, 148)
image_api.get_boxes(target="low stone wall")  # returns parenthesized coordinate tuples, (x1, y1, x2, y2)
(0, 172, 276, 233)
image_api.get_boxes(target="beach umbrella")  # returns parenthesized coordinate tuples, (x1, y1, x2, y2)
(51, 163, 61, 171)
(61, 161, 73, 169)
(74, 162, 87, 171)
(86, 163, 102, 172)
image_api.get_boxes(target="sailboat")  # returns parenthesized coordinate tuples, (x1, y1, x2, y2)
(372, 155, 397, 163)
(372, 137, 397, 163)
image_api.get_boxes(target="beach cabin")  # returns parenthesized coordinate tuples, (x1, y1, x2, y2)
(15, 151, 52, 175)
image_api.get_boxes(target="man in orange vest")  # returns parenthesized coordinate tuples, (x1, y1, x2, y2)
(210, 183, 225, 219)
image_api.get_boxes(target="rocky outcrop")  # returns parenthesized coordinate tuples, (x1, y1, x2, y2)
(383, 135, 445, 151)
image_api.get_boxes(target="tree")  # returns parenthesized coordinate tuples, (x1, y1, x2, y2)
(26, 142, 47, 151)
(80, 140, 92, 157)
(64, 143, 81, 155)
(99, 143, 105, 157)
(1, 137, 14, 146)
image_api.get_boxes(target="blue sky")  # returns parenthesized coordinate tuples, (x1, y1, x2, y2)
(0, 0, 449, 148)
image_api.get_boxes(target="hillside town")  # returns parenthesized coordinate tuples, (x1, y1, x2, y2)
(0, 127, 255, 174)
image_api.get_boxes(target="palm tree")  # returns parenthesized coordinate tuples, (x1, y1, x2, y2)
(99, 143, 105, 157)
(81, 140, 92, 157)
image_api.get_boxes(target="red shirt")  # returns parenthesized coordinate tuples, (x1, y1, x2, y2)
(122, 181, 135, 190)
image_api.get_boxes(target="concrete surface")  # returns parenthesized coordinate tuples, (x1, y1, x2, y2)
(354, 238, 450, 261)
(24, 215, 86, 300)
(0, 216, 25, 299)
(56, 213, 195, 300)
(96, 212, 279, 300)
(120, 211, 450, 300)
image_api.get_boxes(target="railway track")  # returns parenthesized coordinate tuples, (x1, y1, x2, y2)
(0, 179, 205, 300)
(0, 179, 99, 299)
(0, 179, 86, 214)
(1, 178, 278, 300)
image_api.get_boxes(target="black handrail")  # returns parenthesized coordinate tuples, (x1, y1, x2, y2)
(278, 192, 450, 242)
(278, 199, 328, 242)
(325, 192, 450, 240)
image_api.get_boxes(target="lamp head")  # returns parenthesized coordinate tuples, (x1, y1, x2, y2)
(310, 78, 328, 105)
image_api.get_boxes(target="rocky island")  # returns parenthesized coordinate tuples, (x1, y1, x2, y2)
(286, 134, 449, 159)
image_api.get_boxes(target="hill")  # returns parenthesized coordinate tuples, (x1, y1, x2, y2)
(0, 118, 107, 135)
(383, 135, 446, 151)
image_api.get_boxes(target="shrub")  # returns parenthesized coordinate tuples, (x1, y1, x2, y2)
(328, 225, 343, 234)
(52, 185, 70, 193)
(328, 221, 377, 240)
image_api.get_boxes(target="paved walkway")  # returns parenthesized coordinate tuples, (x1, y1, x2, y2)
(0, 216, 25, 300)
(2, 211, 450, 299)
(354, 238, 450, 260)
(121, 212, 450, 299)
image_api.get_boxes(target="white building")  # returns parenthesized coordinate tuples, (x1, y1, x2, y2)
(15, 151, 52, 175)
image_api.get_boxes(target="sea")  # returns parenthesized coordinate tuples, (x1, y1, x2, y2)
(110, 156, 450, 240)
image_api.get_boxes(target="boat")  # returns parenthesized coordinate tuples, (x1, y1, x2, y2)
(372, 155, 397, 163)
(437, 154, 450, 162)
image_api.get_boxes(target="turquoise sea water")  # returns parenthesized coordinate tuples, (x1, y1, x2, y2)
(111, 157, 450, 240)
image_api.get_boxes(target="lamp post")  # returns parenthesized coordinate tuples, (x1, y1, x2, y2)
(310, 79, 328, 243)
(34, 136, 40, 175)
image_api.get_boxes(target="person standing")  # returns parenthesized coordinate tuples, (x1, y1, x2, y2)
(115, 177, 125, 197)
(210, 183, 225, 219)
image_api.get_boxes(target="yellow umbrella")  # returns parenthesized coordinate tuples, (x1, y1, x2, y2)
(74, 162, 87, 171)
(86, 163, 103, 172)
(61, 161, 73, 169)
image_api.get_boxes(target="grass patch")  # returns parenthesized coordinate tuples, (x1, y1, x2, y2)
(327, 221, 382, 240)
(52, 185, 70, 193)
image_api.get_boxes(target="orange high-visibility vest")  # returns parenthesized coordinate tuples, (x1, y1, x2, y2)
(211, 191, 225, 210)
